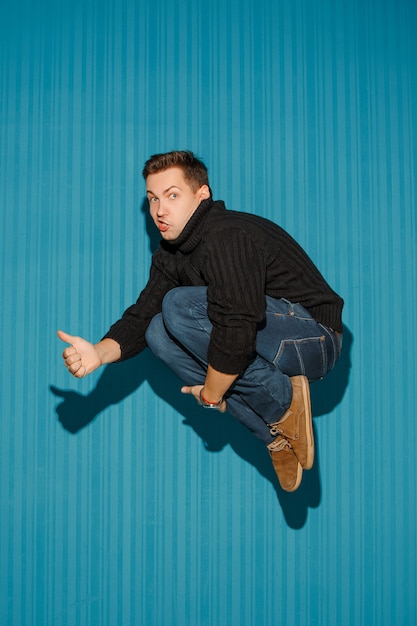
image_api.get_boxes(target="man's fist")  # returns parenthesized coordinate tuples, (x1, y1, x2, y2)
(57, 330, 102, 378)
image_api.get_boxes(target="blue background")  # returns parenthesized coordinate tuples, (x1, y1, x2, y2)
(1, 0, 416, 624)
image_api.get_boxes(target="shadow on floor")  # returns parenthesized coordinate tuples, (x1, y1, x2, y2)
(50, 325, 353, 529)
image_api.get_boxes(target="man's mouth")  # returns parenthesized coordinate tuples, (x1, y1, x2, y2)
(157, 221, 169, 232)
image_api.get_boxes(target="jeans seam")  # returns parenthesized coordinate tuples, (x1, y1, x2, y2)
(319, 323, 339, 370)
(190, 302, 213, 337)
(273, 312, 315, 322)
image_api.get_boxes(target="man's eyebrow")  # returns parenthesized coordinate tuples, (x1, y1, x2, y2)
(146, 185, 180, 196)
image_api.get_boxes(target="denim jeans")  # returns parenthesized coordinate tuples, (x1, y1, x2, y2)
(145, 287, 341, 445)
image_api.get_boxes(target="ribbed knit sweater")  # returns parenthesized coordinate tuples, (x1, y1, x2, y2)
(103, 199, 344, 374)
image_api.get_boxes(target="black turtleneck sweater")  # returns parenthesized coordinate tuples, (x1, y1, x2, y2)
(103, 199, 344, 374)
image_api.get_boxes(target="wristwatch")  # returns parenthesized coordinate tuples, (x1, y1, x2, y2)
(199, 389, 223, 410)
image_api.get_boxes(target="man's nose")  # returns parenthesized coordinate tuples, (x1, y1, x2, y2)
(156, 201, 167, 216)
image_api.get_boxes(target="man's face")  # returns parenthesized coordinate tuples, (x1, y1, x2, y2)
(146, 167, 210, 241)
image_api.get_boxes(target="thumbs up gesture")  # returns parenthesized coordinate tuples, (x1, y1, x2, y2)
(57, 330, 102, 378)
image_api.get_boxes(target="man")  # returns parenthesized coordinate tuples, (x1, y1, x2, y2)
(58, 150, 343, 492)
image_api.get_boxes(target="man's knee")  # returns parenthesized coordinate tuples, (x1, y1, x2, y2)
(161, 287, 183, 314)
(161, 288, 184, 336)
(161, 286, 207, 335)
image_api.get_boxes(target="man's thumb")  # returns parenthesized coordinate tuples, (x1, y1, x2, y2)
(57, 329, 75, 345)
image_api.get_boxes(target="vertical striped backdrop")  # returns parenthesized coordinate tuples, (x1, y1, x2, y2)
(1, 0, 416, 624)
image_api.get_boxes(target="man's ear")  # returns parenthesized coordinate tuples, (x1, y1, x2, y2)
(199, 185, 211, 200)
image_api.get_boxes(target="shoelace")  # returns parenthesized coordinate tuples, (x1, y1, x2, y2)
(268, 422, 282, 437)
(268, 437, 292, 452)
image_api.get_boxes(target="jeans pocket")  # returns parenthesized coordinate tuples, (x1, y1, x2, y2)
(273, 335, 327, 381)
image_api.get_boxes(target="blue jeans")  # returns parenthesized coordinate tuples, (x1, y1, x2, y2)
(145, 287, 341, 445)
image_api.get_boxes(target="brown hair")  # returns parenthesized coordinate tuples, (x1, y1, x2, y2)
(142, 150, 210, 193)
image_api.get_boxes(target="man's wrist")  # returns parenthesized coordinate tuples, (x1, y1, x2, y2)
(199, 389, 223, 409)
(94, 338, 121, 365)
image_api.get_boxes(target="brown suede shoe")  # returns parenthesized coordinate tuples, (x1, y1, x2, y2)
(267, 436, 303, 492)
(268, 375, 314, 470)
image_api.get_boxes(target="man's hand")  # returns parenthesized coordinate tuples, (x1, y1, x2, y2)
(181, 384, 227, 412)
(57, 330, 102, 378)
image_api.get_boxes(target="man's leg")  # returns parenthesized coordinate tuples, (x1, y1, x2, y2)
(160, 287, 340, 428)
(145, 313, 274, 442)
(149, 286, 341, 491)
(159, 288, 294, 424)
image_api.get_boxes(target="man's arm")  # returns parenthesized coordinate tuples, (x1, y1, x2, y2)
(102, 251, 180, 361)
(202, 365, 238, 403)
(57, 330, 121, 378)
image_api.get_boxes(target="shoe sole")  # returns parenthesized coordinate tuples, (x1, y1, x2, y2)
(289, 461, 303, 492)
(299, 376, 314, 470)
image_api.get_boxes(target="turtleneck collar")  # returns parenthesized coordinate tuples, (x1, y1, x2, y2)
(162, 198, 215, 254)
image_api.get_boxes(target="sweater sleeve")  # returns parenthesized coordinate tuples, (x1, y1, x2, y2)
(102, 249, 179, 361)
(203, 228, 266, 374)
